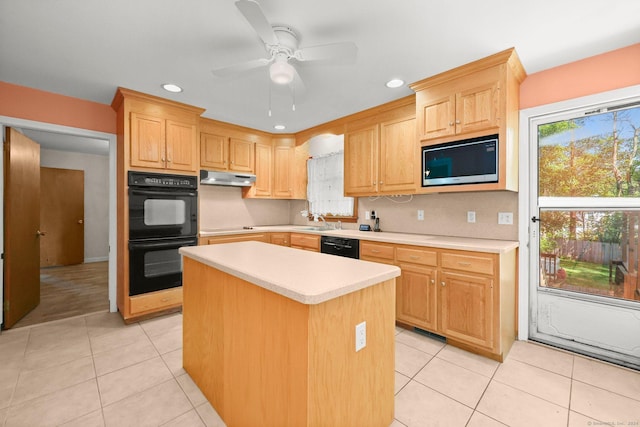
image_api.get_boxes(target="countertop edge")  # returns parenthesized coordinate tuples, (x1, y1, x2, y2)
(199, 225, 519, 254)
(181, 242, 401, 305)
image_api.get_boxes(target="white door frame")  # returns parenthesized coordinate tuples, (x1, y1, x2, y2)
(0, 116, 117, 315)
(518, 84, 640, 342)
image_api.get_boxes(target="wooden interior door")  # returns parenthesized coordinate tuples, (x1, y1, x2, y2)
(3, 127, 41, 328)
(40, 167, 84, 267)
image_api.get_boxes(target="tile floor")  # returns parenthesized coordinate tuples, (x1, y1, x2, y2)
(1, 311, 639, 427)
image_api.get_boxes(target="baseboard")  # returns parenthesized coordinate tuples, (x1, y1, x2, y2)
(84, 257, 109, 263)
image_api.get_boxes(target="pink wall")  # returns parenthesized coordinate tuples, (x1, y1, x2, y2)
(0, 81, 116, 134)
(520, 43, 640, 109)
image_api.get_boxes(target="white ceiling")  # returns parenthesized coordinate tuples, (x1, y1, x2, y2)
(1, 0, 639, 136)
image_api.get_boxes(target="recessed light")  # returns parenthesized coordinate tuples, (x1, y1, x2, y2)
(385, 79, 404, 88)
(162, 83, 183, 93)
(274, 124, 286, 130)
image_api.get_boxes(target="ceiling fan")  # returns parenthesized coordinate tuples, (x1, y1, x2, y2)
(212, 0, 357, 90)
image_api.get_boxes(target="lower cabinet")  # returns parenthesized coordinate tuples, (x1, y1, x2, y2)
(269, 232, 290, 247)
(361, 240, 516, 361)
(200, 233, 268, 245)
(290, 233, 320, 251)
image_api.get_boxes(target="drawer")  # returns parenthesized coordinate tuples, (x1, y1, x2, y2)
(205, 233, 267, 245)
(290, 233, 320, 250)
(129, 287, 182, 315)
(396, 246, 437, 266)
(441, 251, 495, 275)
(360, 241, 395, 260)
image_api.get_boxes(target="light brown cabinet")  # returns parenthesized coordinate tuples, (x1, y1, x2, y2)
(344, 100, 417, 197)
(269, 232, 290, 247)
(243, 135, 306, 200)
(200, 233, 268, 245)
(130, 113, 198, 172)
(410, 48, 526, 193)
(200, 132, 255, 173)
(360, 239, 516, 361)
(290, 233, 320, 252)
(416, 79, 499, 141)
(111, 87, 204, 324)
(252, 142, 273, 197)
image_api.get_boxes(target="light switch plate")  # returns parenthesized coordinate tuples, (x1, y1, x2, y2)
(467, 211, 476, 223)
(417, 209, 424, 221)
(498, 212, 513, 225)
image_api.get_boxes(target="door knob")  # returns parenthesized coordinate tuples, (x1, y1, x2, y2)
(77, 219, 84, 224)
(36, 230, 46, 237)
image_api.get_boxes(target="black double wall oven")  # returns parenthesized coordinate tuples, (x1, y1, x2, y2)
(128, 171, 198, 296)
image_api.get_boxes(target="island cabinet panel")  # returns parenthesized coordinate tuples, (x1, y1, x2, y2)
(182, 256, 396, 427)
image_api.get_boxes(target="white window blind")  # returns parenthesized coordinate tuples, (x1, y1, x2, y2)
(307, 152, 354, 216)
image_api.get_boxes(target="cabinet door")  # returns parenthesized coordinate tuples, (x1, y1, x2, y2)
(130, 113, 166, 169)
(344, 125, 378, 195)
(418, 93, 456, 141)
(166, 120, 197, 172)
(456, 82, 498, 134)
(397, 263, 437, 331)
(269, 232, 290, 247)
(229, 138, 255, 172)
(273, 145, 294, 198)
(200, 132, 229, 170)
(379, 116, 417, 193)
(440, 270, 494, 350)
(253, 143, 272, 197)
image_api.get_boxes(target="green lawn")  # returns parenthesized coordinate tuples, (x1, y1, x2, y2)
(558, 257, 611, 289)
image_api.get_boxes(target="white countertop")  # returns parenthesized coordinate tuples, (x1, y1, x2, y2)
(180, 241, 401, 305)
(199, 225, 518, 253)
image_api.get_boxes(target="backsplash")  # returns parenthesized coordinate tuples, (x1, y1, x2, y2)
(200, 185, 518, 241)
(291, 191, 518, 241)
(199, 185, 291, 230)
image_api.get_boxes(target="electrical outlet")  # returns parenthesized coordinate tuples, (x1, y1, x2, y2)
(467, 211, 476, 223)
(498, 212, 513, 225)
(365, 211, 370, 220)
(355, 321, 366, 352)
(417, 209, 424, 221)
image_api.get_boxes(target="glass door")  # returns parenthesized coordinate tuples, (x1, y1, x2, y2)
(529, 98, 640, 369)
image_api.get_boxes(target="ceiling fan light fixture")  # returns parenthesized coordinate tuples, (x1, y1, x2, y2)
(162, 83, 183, 93)
(385, 78, 404, 88)
(270, 55, 294, 85)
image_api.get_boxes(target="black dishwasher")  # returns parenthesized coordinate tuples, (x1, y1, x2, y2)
(320, 236, 360, 259)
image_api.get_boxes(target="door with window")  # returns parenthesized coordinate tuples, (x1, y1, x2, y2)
(529, 98, 640, 369)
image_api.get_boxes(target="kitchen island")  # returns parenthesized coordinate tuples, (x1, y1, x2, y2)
(180, 241, 401, 427)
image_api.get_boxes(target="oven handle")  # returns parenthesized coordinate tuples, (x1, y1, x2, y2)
(130, 189, 197, 198)
(129, 238, 196, 250)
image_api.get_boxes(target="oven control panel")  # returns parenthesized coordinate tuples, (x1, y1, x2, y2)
(128, 171, 198, 189)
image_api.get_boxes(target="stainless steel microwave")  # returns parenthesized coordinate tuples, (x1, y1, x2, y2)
(422, 134, 498, 187)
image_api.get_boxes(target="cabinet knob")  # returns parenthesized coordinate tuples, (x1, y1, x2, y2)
(441, 281, 446, 287)
(449, 121, 454, 126)
(430, 279, 435, 284)
(455, 120, 461, 124)
(379, 181, 384, 184)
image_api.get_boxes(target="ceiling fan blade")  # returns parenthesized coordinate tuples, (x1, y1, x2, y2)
(290, 66, 306, 100)
(294, 42, 357, 62)
(235, 0, 278, 46)
(212, 57, 271, 78)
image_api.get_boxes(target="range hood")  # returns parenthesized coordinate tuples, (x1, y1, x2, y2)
(200, 170, 256, 187)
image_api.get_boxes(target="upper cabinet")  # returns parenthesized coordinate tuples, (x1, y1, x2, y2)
(243, 135, 307, 200)
(113, 88, 204, 174)
(200, 119, 256, 173)
(344, 98, 417, 197)
(410, 48, 526, 193)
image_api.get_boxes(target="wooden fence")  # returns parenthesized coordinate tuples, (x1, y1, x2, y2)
(554, 240, 622, 265)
